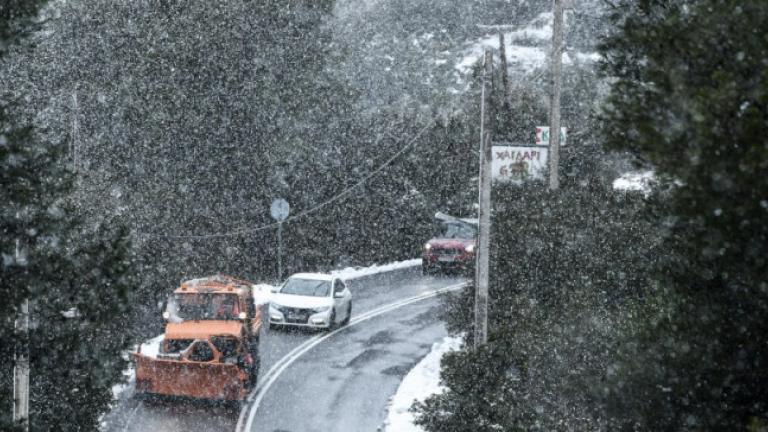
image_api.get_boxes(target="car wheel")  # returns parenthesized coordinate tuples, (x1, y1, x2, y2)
(422, 262, 431, 276)
(341, 302, 352, 326)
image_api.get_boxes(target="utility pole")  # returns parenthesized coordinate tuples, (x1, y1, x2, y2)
(474, 49, 493, 348)
(277, 222, 283, 280)
(498, 33, 511, 107)
(71, 92, 79, 173)
(13, 239, 30, 432)
(548, 0, 565, 190)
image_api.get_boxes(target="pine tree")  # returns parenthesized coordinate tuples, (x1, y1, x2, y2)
(599, 0, 768, 429)
(2, 2, 138, 430)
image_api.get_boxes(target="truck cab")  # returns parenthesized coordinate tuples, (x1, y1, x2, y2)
(134, 275, 262, 401)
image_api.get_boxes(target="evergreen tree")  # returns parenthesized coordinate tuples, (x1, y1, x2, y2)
(2, 2, 137, 430)
(413, 63, 661, 429)
(414, 181, 660, 431)
(599, 0, 768, 429)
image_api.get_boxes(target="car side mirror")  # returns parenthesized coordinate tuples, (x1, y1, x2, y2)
(270, 285, 279, 293)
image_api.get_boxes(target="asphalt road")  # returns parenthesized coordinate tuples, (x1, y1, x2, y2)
(103, 269, 465, 432)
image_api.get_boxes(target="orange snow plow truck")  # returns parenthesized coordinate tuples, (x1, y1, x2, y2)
(133, 275, 262, 401)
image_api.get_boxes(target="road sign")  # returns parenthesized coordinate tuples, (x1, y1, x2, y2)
(270, 198, 290, 222)
(491, 145, 549, 184)
(535, 126, 567, 146)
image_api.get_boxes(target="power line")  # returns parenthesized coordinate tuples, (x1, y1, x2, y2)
(140, 119, 435, 240)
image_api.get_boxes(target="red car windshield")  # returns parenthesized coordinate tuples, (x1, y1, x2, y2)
(438, 222, 476, 240)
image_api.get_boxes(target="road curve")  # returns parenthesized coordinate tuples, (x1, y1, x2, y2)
(102, 270, 465, 432)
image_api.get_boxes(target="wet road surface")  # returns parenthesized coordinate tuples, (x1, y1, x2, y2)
(103, 269, 465, 432)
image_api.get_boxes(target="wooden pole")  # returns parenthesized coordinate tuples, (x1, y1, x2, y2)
(71, 92, 79, 173)
(13, 239, 29, 432)
(474, 49, 493, 348)
(548, 0, 564, 190)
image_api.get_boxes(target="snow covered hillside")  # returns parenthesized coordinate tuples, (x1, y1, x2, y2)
(331, 0, 606, 114)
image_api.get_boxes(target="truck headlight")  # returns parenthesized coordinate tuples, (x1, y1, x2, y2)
(424, 243, 432, 250)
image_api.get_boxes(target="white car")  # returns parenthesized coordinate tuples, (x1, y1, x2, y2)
(268, 273, 352, 330)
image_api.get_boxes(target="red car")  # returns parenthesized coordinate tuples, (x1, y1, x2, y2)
(422, 220, 477, 275)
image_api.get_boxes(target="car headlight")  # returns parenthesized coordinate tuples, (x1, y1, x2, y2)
(312, 306, 331, 313)
(424, 243, 432, 250)
(465, 244, 475, 253)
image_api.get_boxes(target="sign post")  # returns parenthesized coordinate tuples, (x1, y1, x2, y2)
(270, 199, 290, 281)
(548, 0, 565, 190)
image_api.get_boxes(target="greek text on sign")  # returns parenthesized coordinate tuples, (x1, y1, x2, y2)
(535, 126, 567, 146)
(491, 146, 548, 183)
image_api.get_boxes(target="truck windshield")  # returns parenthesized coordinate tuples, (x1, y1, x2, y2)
(439, 222, 476, 239)
(279, 279, 330, 297)
(166, 293, 241, 321)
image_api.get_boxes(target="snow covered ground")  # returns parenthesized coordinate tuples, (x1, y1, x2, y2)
(382, 336, 463, 432)
(456, 12, 600, 77)
(331, 258, 420, 279)
(613, 170, 656, 195)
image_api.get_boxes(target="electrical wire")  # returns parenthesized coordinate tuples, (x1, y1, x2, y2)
(140, 119, 435, 240)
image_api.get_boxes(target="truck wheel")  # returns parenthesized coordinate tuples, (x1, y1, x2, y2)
(249, 361, 260, 387)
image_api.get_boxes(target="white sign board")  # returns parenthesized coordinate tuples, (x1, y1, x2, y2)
(535, 126, 567, 146)
(270, 198, 290, 222)
(492, 146, 548, 184)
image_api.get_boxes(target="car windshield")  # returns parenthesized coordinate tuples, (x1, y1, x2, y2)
(279, 278, 330, 297)
(439, 222, 476, 239)
(166, 293, 241, 321)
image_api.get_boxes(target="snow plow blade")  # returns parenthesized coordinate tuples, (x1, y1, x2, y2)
(133, 353, 248, 401)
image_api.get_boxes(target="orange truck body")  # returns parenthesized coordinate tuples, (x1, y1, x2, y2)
(133, 275, 262, 401)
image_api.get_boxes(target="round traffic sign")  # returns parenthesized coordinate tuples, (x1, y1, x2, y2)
(270, 198, 290, 222)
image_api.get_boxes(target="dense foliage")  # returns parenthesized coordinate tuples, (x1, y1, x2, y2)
(2, 0, 490, 338)
(2, 2, 138, 430)
(598, 0, 768, 429)
(415, 167, 660, 431)
(416, 0, 768, 430)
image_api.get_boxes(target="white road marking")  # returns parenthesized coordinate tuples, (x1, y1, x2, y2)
(235, 282, 467, 432)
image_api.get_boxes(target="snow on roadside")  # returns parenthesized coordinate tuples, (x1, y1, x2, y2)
(252, 283, 275, 306)
(331, 258, 420, 280)
(613, 170, 655, 195)
(456, 11, 600, 76)
(110, 334, 164, 402)
(137, 334, 164, 359)
(383, 336, 463, 432)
